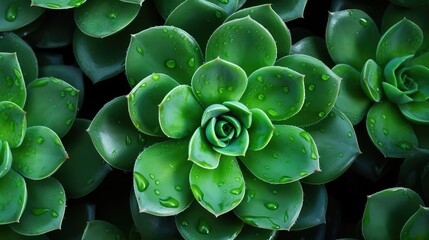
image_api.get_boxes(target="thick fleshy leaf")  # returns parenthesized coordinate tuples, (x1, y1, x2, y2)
(235, 224, 278, 240)
(126, 25, 203, 86)
(12, 126, 67, 180)
(0, 101, 26, 148)
(362, 187, 424, 240)
(361, 59, 383, 102)
(247, 108, 274, 151)
(0, 170, 27, 224)
(400, 206, 429, 239)
(243, 0, 307, 22)
(303, 108, 360, 184)
(89, 96, 161, 171)
(291, 36, 335, 67)
(0, 52, 26, 108)
(55, 119, 111, 198)
(82, 220, 126, 240)
(240, 66, 305, 121)
(376, 19, 423, 67)
(128, 74, 179, 137)
(191, 58, 247, 107)
(332, 64, 372, 125)
(31, 0, 86, 9)
(166, 0, 228, 49)
(176, 202, 243, 239)
(399, 148, 429, 198)
(133, 139, 193, 216)
(291, 184, 327, 230)
(120, 0, 144, 5)
(0, 0, 44, 31)
(226, 4, 292, 57)
(153, 0, 184, 19)
(10, 178, 66, 235)
(159, 85, 204, 138)
(213, 128, 249, 156)
(36, 51, 64, 67)
(276, 54, 341, 126)
(234, 168, 303, 230)
(39, 65, 85, 109)
(223, 101, 252, 128)
(366, 101, 418, 158)
(0, 32, 38, 84)
(383, 82, 413, 104)
(0, 140, 12, 178)
(205, 0, 238, 15)
(390, 0, 429, 9)
(399, 100, 429, 124)
(190, 156, 245, 216)
(240, 125, 319, 184)
(206, 16, 277, 75)
(74, 0, 140, 38)
(0, 226, 49, 239)
(188, 127, 221, 169)
(326, 9, 380, 70)
(25, 77, 79, 138)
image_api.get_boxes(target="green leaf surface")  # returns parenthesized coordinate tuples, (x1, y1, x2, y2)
(133, 139, 193, 216)
(74, 0, 140, 38)
(389, 0, 429, 9)
(82, 220, 126, 240)
(0, 170, 27, 224)
(400, 206, 429, 240)
(332, 64, 372, 125)
(377, 19, 423, 67)
(226, 4, 292, 57)
(153, 0, 184, 19)
(206, 16, 277, 75)
(159, 85, 204, 139)
(399, 148, 429, 199)
(0, 0, 45, 31)
(191, 58, 247, 108)
(0, 52, 26, 108)
(243, 0, 307, 22)
(303, 108, 360, 184)
(326, 9, 380, 70)
(12, 126, 67, 180)
(361, 59, 383, 102)
(276, 54, 341, 126)
(25, 77, 79, 138)
(0, 225, 48, 239)
(234, 168, 303, 230)
(188, 127, 221, 169)
(0, 101, 26, 148)
(55, 119, 111, 198)
(366, 101, 418, 158)
(0, 140, 12, 178)
(31, 0, 86, 9)
(247, 108, 274, 151)
(126, 25, 203, 86)
(399, 100, 429, 124)
(0, 32, 38, 84)
(235, 224, 277, 240)
(240, 125, 319, 184)
(10, 177, 66, 236)
(213, 128, 249, 157)
(176, 201, 243, 239)
(89, 96, 161, 171)
(362, 187, 424, 240)
(240, 66, 305, 121)
(291, 184, 327, 230)
(166, 0, 228, 49)
(291, 36, 335, 67)
(190, 155, 245, 216)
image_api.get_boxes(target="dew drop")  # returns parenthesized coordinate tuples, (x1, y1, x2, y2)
(107, 10, 119, 19)
(256, 75, 264, 83)
(347, 131, 353, 138)
(165, 59, 176, 69)
(65, 119, 73, 126)
(382, 128, 389, 135)
(267, 109, 279, 117)
(32, 208, 50, 216)
(159, 197, 179, 208)
(280, 176, 291, 183)
(136, 46, 144, 55)
(134, 172, 149, 192)
(154, 189, 161, 195)
(217, 181, 224, 187)
(247, 189, 255, 202)
(181, 221, 189, 226)
(359, 18, 369, 27)
(321, 73, 331, 81)
(51, 210, 59, 218)
(283, 86, 289, 93)
(68, 0, 85, 7)
(230, 187, 243, 195)
(299, 131, 312, 142)
(36, 137, 44, 144)
(188, 57, 195, 68)
(308, 84, 315, 91)
(5, 4, 18, 22)
(191, 184, 204, 201)
(111, 149, 117, 156)
(300, 172, 308, 177)
(258, 94, 265, 100)
(155, 180, 160, 185)
(175, 185, 182, 192)
(47, 3, 62, 8)
(197, 218, 211, 235)
(318, 112, 326, 118)
(272, 153, 279, 159)
(264, 201, 279, 210)
(149, 174, 155, 180)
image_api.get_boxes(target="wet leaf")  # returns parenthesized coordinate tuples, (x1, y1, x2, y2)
(0, 101, 26, 148)
(82, 220, 126, 240)
(0, 52, 26, 108)
(0, 170, 27, 224)
(0, 0, 45, 31)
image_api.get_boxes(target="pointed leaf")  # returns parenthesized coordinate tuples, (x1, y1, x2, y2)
(247, 108, 274, 151)
(240, 125, 319, 184)
(213, 129, 249, 156)
(361, 59, 383, 102)
(0, 140, 12, 178)
(133, 139, 193, 216)
(400, 206, 429, 239)
(126, 25, 203, 86)
(243, 0, 307, 22)
(188, 127, 221, 169)
(10, 178, 66, 235)
(362, 187, 424, 240)
(82, 220, 126, 240)
(399, 148, 429, 196)
(291, 36, 335, 67)
(176, 201, 243, 239)
(0, 170, 27, 224)
(206, 16, 276, 75)
(226, 4, 292, 57)
(291, 184, 327, 230)
(234, 168, 303, 230)
(367, 101, 418, 158)
(240, 66, 305, 121)
(31, 0, 86, 9)
(235, 224, 278, 240)
(326, 9, 380, 69)
(0, 101, 26, 148)
(55, 119, 111, 198)
(0, 0, 45, 31)
(333, 64, 372, 125)
(276, 54, 341, 126)
(377, 19, 423, 67)
(399, 100, 429, 124)
(0, 32, 38, 84)
(159, 85, 204, 138)
(223, 101, 252, 128)
(191, 58, 247, 107)
(0, 52, 26, 108)
(303, 108, 360, 184)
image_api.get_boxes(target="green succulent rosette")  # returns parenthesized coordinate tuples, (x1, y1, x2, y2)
(326, 7, 429, 158)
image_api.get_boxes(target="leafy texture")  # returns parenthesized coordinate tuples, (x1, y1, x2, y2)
(0, 52, 26, 108)
(0, 0, 45, 31)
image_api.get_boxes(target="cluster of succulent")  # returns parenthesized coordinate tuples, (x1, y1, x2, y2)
(0, 0, 428, 239)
